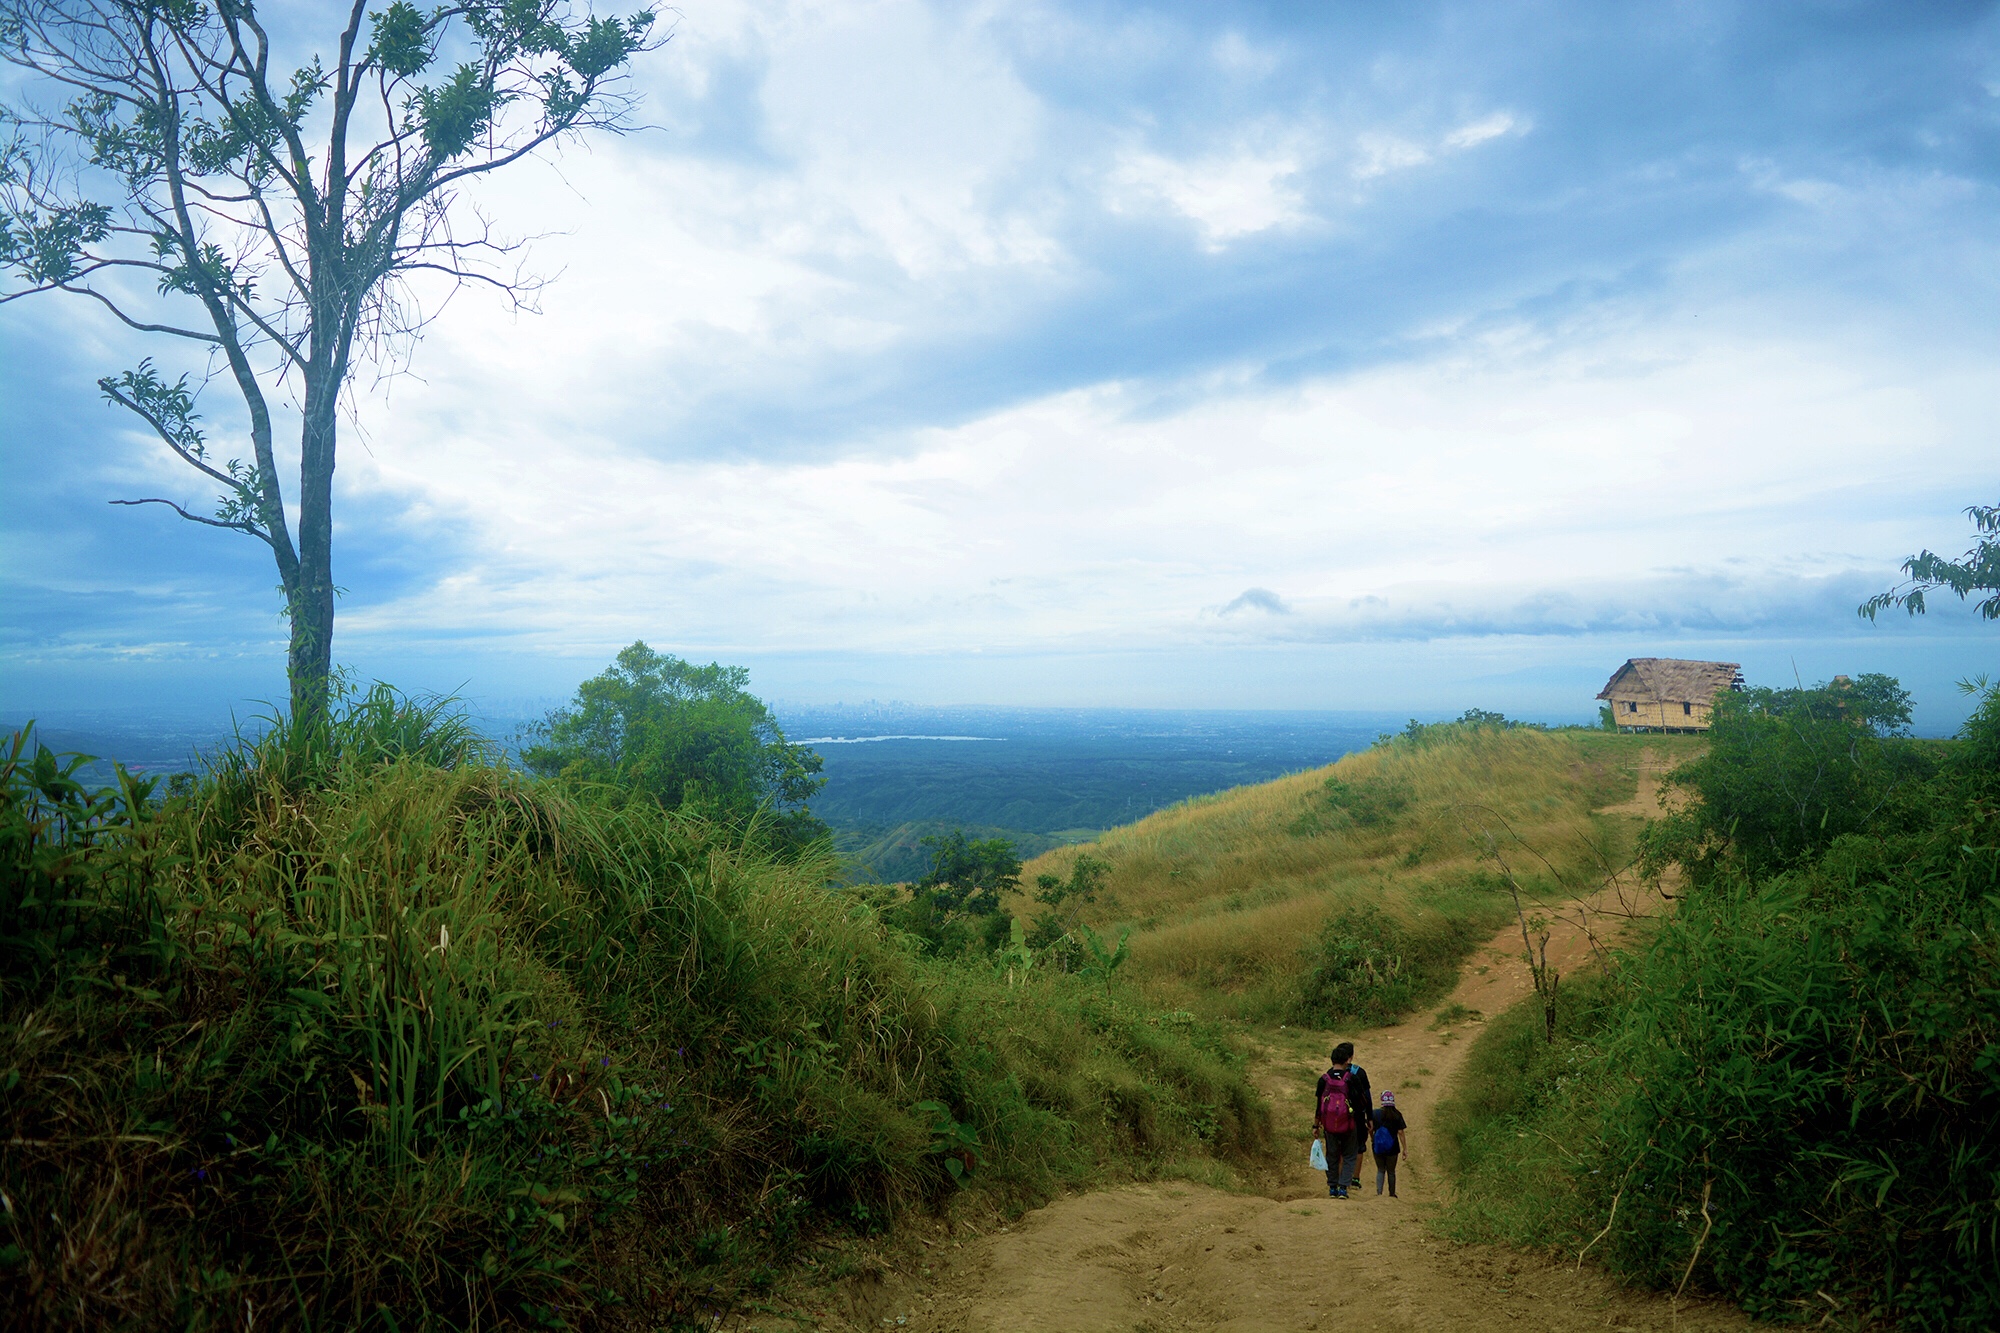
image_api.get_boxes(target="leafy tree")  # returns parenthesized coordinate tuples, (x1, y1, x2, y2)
(1860, 499, 2000, 622)
(1378, 708, 1533, 750)
(522, 642, 828, 857)
(913, 830, 1021, 917)
(1023, 854, 1107, 949)
(1640, 674, 1931, 887)
(1022, 854, 1109, 971)
(878, 831, 1020, 956)
(0, 0, 660, 726)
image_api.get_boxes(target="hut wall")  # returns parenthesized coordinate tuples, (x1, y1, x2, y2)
(1605, 691, 1716, 732)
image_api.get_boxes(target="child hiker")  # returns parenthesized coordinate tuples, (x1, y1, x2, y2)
(1371, 1090, 1408, 1198)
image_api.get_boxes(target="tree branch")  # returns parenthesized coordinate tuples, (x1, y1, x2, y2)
(110, 496, 269, 543)
(28, 282, 222, 341)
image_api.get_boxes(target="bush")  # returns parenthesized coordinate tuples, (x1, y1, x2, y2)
(1639, 676, 1936, 887)
(1286, 772, 1412, 837)
(0, 702, 1270, 1330)
(1288, 901, 1501, 1028)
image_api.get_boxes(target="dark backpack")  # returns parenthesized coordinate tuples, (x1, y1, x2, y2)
(1372, 1121, 1397, 1155)
(1318, 1071, 1354, 1134)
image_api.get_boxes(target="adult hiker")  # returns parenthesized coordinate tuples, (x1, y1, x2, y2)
(1371, 1090, 1409, 1198)
(1314, 1041, 1372, 1199)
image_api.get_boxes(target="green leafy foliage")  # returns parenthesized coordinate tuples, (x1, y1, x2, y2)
(873, 830, 1021, 956)
(367, 1, 435, 78)
(1288, 900, 1503, 1028)
(1861, 499, 2000, 621)
(0, 698, 1271, 1328)
(1023, 853, 1109, 968)
(1638, 675, 1931, 886)
(914, 1100, 982, 1184)
(523, 642, 829, 858)
(1376, 708, 1541, 751)
(914, 829, 1022, 916)
(1076, 922, 1133, 988)
(1438, 676, 2000, 1329)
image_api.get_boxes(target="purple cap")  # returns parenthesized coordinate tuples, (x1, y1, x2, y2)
(1380, 1090, 1396, 1105)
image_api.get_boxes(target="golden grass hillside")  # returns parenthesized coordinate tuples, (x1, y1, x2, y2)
(1015, 726, 1699, 1024)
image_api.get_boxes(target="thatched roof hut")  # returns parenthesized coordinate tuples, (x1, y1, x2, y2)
(1596, 658, 1745, 733)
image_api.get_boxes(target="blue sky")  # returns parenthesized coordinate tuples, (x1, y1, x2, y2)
(3, 0, 1997, 729)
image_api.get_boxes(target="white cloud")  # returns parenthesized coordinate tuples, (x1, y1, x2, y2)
(1212, 30, 1280, 78)
(1351, 133, 1431, 180)
(337, 300, 1995, 659)
(1354, 109, 1523, 179)
(6, 0, 1994, 720)
(1444, 111, 1519, 149)
(1108, 139, 1310, 246)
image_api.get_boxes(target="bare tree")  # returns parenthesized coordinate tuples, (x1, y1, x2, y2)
(0, 0, 661, 726)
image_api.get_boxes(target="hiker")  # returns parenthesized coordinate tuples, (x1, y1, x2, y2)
(1371, 1090, 1409, 1198)
(1314, 1041, 1372, 1199)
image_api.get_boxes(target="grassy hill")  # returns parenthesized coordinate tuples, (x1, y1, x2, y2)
(1015, 723, 1694, 1026)
(0, 699, 1272, 1330)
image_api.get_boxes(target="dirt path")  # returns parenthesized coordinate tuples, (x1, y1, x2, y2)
(802, 751, 1741, 1332)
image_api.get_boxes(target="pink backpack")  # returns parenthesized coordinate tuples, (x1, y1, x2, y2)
(1317, 1071, 1354, 1134)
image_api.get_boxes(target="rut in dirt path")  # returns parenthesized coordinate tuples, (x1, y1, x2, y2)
(805, 749, 1745, 1333)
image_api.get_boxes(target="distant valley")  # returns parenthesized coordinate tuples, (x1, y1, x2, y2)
(4, 703, 1400, 882)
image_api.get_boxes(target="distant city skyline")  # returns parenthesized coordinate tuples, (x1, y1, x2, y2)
(4, 1, 1995, 731)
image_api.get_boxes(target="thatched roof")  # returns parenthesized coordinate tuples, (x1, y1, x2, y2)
(1596, 658, 1744, 704)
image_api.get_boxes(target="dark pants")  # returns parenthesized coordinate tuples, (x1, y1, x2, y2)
(1374, 1151, 1399, 1196)
(1323, 1128, 1365, 1192)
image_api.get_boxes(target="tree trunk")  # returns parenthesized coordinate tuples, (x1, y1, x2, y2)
(289, 386, 339, 729)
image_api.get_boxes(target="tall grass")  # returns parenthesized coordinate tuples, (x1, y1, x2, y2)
(0, 698, 1270, 1330)
(1017, 725, 1642, 1024)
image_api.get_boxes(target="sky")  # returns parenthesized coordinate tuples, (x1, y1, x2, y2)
(3, 0, 1997, 730)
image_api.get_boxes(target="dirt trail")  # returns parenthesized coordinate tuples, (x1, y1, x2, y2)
(812, 752, 1740, 1333)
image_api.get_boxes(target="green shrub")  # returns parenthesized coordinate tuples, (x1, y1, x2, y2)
(1287, 772, 1413, 837)
(1638, 676, 1937, 887)
(873, 830, 1022, 956)
(1287, 901, 1501, 1028)
(0, 703, 1270, 1330)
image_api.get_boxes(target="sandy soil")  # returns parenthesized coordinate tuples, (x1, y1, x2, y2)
(786, 752, 1741, 1333)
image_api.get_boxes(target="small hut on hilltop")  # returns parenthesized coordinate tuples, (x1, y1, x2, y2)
(1597, 658, 1745, 733)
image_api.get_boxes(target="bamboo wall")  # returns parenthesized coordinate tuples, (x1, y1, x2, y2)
(1606, 692, 1716, 732)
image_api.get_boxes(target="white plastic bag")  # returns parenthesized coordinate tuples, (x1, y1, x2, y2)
(1309, 1138, 1327, 1171)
